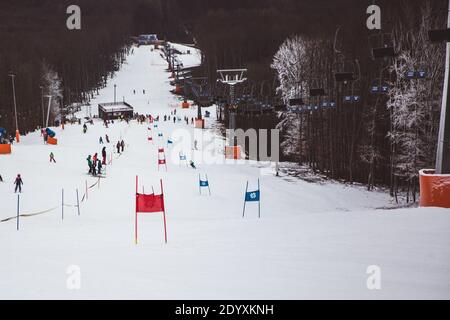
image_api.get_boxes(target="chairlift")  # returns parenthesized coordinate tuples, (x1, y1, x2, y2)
(406, 70, 427, 80)
(369, 32, 396, 59)
(343, 82, 361, 104)
(334, 57, 358, 83)
(289, 98, 304, 106)
(309, 79, 326, 97)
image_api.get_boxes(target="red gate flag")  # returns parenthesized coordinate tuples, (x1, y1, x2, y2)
(135, 176, 167, 244)
(158, 159, 166, 165)
(136, 193, 164, 213)
(158, 147, 164, 153)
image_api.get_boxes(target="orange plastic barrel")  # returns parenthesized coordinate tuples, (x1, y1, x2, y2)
(47, 136, 58, 145)
(182, 101, 190, 109)
(419, 169, 450, 208)
(0, 144, 12, 154)
(225, 146, 241, 160)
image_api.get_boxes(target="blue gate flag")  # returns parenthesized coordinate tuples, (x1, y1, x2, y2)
(199, 180, 209, 187)
(180, 155, 186, 160)
(245, 190, 260, 202)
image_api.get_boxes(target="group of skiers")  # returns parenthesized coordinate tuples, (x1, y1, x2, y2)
(87, 149, 106, 176)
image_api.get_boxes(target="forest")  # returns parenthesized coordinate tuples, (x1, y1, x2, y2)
(0, 0, 448, 199)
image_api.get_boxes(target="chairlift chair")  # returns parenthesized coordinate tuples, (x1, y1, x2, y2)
(369, 32, 396, 59)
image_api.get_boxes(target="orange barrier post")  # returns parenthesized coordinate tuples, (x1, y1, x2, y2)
(195, 118, 205, 129)
(225, 146, 241, 160)
(47, 136, 58, 145)
(15, 130, 20, 143)
(181, 101, 190, 109)
(0, 144, 12, 155)
(419, 169, 450, 208)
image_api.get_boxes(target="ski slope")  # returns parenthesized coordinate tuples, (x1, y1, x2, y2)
(1, 44, 449, 299)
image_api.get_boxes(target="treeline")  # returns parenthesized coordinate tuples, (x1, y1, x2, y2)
(0, 0, 187, 134)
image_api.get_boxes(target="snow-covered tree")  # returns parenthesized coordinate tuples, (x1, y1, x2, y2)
(271, 35, 310, 104)
(41, 61, 63, 126)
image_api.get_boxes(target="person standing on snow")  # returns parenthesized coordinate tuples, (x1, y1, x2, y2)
(49, 152, 56, 163)
(101, 147, 107, 165)
(87, 155, 93, 174)
(83, 123, 88, 133)
(14, 174, 23, 193)
(105, 134, 110, 143)
(99, 136, 104, 144)
(93, 153, 98, 164)
(120, 140, 125, 152)
(97, 159, 103, 175)
(116, 141, 121, 154)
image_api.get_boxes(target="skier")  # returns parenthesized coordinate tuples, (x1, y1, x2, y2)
(87, 155, 93, 174)
(133, 89, 136, 94)
(99, 136, 104, 144)
(191, 117, 194, 125)
(116, 141, 121, 154)
(102, 147, 107, 165)
(14, 174, 23, 193)
(93, 153, 98, 166)
(173, 117, 176, 123)
(120, 140, 125, 152)
(83, 124, 88, 133)
(0, 174, 3, 182)
(49, 152, 56, 163)
(189, 160, 197, 169)
(194, 139, 198, 150)
(97, 159, 103, 175)
(105, 134, 110, 143)
(92, 161, 97, 176)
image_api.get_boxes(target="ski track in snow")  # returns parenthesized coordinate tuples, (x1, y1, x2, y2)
(0, 45, 449, 299)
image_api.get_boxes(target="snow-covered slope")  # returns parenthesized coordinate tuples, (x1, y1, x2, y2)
(0, 45, 449, 299)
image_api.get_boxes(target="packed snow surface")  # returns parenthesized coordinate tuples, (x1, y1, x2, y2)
(0, 44, 449, 299)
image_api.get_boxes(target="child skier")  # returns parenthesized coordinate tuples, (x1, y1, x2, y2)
(120, 140, 125, 152)
(105, 134, 110, 143)
(50, 152, 56, 163)
(189, 160, 197, 169)
(99, 136, 104, 144)
(14, 174, 23, 193)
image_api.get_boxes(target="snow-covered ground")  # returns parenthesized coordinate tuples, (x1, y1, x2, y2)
(1, 44, 449, 299)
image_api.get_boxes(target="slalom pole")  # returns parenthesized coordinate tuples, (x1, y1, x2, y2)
(16, 194, 20, 231)
(242, 181, 248, 218)
(135, 175, 138, 245)
(161, 179, 168, 244)
(85, 180, 88, 200)
(62, 188, 64, 220)
(258, 178, 261, 219)
(207, 174, 211, 196)
(76, 189, 80, 216)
